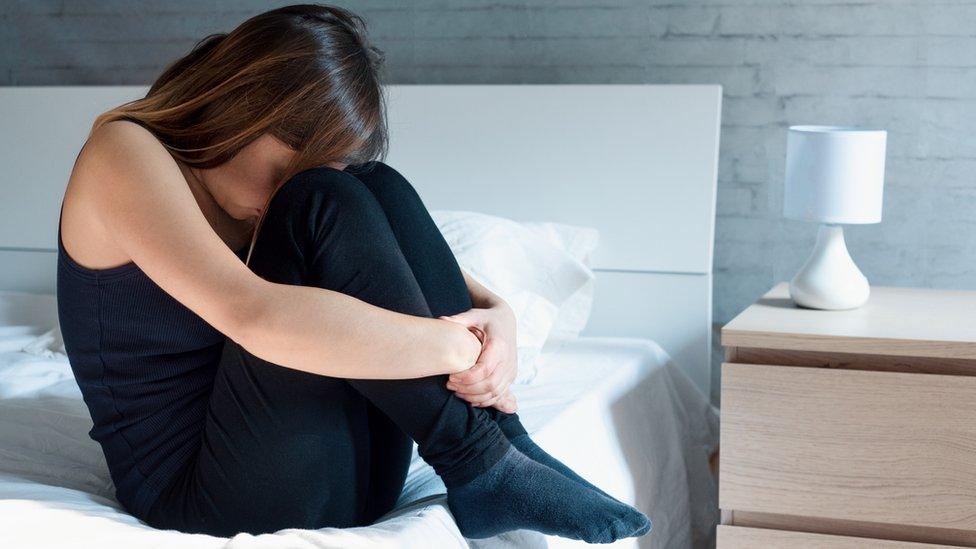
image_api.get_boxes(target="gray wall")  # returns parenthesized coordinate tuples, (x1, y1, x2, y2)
(5, 1, 976, 401)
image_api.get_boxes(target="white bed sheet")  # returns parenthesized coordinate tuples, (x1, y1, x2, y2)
(0, 292, 718, 549)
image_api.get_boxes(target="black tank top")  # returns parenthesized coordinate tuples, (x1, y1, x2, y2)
(56, 229, 240, 517)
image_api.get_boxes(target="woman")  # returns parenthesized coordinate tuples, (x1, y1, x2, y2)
(57, 4, 649, 542)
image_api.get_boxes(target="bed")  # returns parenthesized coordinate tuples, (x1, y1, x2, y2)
(0, 84, 722, 548)
(0, 291, 718, 549)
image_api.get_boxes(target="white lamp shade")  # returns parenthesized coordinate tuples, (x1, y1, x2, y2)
(783, 125, 887, 224)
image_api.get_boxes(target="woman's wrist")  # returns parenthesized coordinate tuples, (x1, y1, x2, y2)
(440, 320, 483, 374)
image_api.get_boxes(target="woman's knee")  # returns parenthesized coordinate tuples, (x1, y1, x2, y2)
(255, 166, 429, 315)
(251, 166, 394, 276)
(348, 161, 424, 208)
(272, 166, 380, 215)
(264, 166, 392, 237)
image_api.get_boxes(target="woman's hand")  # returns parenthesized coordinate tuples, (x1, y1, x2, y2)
(440, 303, 519, 413)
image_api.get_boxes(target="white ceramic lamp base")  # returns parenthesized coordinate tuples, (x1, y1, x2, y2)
(789, 224, 870, 310)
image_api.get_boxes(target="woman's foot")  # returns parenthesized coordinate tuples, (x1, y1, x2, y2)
(446, 447, 651, 542)
(508, 432, 617, 500)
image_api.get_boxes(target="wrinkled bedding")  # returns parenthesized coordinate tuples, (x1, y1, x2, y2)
(0, 292, 718, 548)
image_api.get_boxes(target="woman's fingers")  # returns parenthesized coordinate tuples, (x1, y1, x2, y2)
(447, 340, 512, 396)
(473, 389, 517, 413)
(468, 383, 516, 409)
(453, 365, 517, 405)
(448, 338, 501, 384)
(439, 309, 490, 328)
(448, 360, 507, 395)
(468, 393, 502, 408)
(448, 359, 493, 387)
(493, 390, 518, 413)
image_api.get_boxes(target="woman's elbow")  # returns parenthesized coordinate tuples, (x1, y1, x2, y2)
(216, 284, 275, 348)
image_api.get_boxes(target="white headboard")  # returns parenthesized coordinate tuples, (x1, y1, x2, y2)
(0, 84, 721, 393)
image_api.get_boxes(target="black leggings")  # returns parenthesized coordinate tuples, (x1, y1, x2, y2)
(145, 162, 524, 536)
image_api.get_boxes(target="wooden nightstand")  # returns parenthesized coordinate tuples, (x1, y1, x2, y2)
(717, 283, 976, 548)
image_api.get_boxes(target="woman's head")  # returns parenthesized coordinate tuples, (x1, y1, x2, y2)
(93, 4, 386, 218)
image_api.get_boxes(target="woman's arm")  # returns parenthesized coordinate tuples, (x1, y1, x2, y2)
(71, 121, 480, 380)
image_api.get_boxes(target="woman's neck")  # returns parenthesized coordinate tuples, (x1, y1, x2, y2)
(179, 162, 255, 251)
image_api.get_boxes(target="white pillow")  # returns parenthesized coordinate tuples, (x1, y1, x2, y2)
(521, 222, 599, 338)
(431, 210, 597, 382)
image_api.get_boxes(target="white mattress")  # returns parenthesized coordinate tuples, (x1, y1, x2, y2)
(0, 292, 718, 549)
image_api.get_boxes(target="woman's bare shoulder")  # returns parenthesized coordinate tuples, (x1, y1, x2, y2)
(63, 119, 187, 269)
(76, 119, 171, 178)
(70, 118, 191, 206)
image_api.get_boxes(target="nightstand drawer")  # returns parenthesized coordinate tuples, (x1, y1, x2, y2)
(718, 525, 957, 548)
(720, 362, 976, 531)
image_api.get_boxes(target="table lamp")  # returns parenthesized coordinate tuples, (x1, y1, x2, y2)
(783, 125, 887, 310)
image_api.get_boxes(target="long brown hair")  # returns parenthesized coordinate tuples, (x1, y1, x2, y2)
(92, 4, 386, 183)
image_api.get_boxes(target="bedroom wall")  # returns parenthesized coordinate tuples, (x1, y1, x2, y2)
(4, 1, 975, 403)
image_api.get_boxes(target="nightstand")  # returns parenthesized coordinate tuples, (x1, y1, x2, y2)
(717, 283, 976, 548)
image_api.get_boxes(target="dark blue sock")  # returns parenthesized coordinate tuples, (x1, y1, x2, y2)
(508, 433, 619, 501)
(489, 410, 622, 502)
(447, 446, 651, 542)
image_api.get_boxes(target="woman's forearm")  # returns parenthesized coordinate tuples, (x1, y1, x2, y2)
(234, 280, 481, 380)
